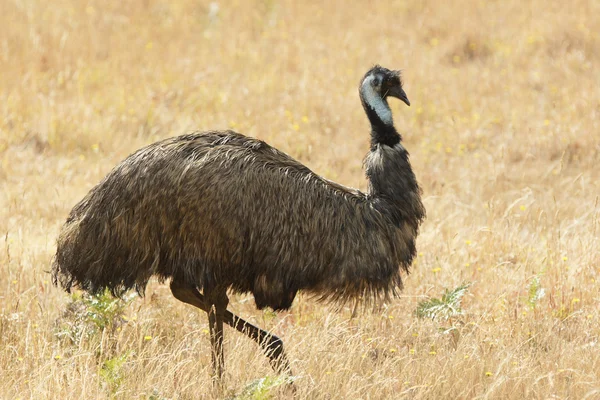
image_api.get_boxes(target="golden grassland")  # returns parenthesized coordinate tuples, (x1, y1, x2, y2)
(1, 0, 599, 398)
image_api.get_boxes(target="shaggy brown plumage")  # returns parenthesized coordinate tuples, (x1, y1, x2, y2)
(52, 65, 425, 378)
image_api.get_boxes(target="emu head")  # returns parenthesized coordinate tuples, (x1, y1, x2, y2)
(360, 65, 410, 107)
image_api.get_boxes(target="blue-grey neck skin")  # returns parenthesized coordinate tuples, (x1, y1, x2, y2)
(360, 75, 402, 149)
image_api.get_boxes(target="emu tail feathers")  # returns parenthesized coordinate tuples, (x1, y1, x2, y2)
(52, 212, 155, 297)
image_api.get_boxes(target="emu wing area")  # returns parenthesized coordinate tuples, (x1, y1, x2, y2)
(54, 131, 404, 310)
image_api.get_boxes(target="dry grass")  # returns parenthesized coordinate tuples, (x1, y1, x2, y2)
(1, 0, 599, 398)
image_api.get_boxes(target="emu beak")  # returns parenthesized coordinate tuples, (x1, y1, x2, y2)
(387, 86, 410, 107)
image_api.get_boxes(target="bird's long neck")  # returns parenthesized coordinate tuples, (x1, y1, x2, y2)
(360, 82, 424, 229)
(360, 77, 401, 149)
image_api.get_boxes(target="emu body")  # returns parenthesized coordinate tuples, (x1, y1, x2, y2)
(53, 65, 425, 379)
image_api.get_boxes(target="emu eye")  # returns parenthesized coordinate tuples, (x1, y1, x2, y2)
(372, 76, 381, 87)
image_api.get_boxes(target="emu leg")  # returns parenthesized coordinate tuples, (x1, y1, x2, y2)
(208, 310, 224, 379)
(171, 281, 227, 380)
(206, 290, 228, 381)
(170, 281, 292, 375)
(221, 311, 292, 374)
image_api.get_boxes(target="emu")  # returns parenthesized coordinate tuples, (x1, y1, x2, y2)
(52, 65, 425, 380)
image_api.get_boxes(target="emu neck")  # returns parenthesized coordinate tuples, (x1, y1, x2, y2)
(360, 87, 423, 228)
(365, 142, 422, 228)
(360, 80, 401, 149)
